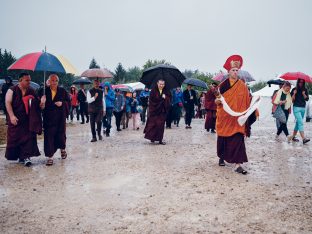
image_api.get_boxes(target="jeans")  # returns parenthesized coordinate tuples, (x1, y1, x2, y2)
(293, 106, 305, 132)
(277, 110, 289, 136)
(103, 108, 113, 133)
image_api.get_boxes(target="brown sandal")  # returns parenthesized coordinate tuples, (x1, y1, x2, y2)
(46, 158, 53, 166)
(61, 150, 67, 159)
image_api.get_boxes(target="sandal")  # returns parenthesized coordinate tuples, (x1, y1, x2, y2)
(46, 158, 53, 166)
(235, 166, 247, 175)
(61, 150, 67, 159)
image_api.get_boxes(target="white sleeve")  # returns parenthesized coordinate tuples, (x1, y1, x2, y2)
(87, 91, 95, 103)
(103, 94, 106, 110)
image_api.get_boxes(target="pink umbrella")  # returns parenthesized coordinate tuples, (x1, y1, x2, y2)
(212, 73, 226, 82)
(81, 68, 113, 79)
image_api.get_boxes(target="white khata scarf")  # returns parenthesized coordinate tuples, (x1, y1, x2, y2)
(216, 94, 261, 126)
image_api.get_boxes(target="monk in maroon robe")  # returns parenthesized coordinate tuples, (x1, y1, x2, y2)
(144, 79, 171, 145)
(5, 73, 41, 167)
(204, 82, 217, 133)
(40, 74, 70, 166)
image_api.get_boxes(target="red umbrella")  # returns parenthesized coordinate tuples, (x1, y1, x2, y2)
(280, 72, 312, 83)
(81, 68, 113, 79)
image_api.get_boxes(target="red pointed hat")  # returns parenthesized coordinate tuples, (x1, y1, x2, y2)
(223, 55, 243, 71)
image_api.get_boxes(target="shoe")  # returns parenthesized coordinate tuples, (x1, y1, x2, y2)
(303, 138, 310, 144)
(117, 129, 122, 131)
(61, 150, 67, 159)
(18, 158, 25, 164)
(86, 120, 89, 123)
(218, 158, 225, 166)
(176, 124, 179, 127)
(106, 132, 110, 137)
(189, 126, 192, 129)
(292, 137, 300, 142)
(211, 129, 216, 133)
(151, 140, 155, 143)
(159, 141, 166, 145)
(185, 126, 189, 129)
(287, 135, 293, 143)
(46, 158, 53, 166)
(123, 126, 126, 129)
(24, 158, 32, 167)
(235, 166, 247, 175)
(80, 122, 85, 124)
(90, 138, 97, 142)
(98, 135, 103, 141)
(136, 127, 140, 130)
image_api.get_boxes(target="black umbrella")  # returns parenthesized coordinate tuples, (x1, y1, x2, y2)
(72, 77, 92, 85)
(183, 78, 208, 89)
(267, 79, 284, 87)
(140, 64, 186, 89)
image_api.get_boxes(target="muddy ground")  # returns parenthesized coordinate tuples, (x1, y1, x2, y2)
(0, 99, 311, 233)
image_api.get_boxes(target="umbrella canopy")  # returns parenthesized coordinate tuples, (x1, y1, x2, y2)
(81, 68, 113, 79)
(212, 70, 255, 82)
(238, 70, 255, 82)
(183, 78, 208, 89)
(72, 77, 92, 85)
(111, 84, 134, 93)
(140, 64, 186, 89)
(267, 79, 285, 87)
(280, 72, 312, 83)
(8, 52, 78, 75)
(212, 73, 225, 82)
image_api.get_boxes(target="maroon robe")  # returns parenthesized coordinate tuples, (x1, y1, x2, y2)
(144, 87, 171, 142)
(5, 85, 41, 160)
(41, 87, 69, 157)
(204, 89, 217, 130)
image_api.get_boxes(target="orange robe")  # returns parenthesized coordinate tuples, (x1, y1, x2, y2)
(216, 79, 250, 136)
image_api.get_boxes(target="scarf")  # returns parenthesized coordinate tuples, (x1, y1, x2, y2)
(273, 89, 292, 110)
(216, 94, 261, 126)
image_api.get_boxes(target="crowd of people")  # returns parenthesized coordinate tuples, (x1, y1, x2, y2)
(2, 55, 310, 175)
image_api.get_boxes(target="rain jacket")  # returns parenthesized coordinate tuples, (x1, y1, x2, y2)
(104, 82, 115, 109)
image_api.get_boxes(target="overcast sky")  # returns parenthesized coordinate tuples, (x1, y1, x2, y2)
(1, 0, 311, 81)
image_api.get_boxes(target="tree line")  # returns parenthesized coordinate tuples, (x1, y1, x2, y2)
(1, 48, 311, 93)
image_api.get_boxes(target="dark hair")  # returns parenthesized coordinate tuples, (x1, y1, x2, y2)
(296, 79, 305, 90)
(283, 81, 291, 87)
(19, 72, 29, 79)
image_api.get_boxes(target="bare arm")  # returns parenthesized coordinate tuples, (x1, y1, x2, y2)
(5, 89, 18, 125)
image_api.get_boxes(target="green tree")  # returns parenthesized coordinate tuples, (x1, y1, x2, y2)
(250, 81, 267, 92)
(0, 49, 16, 79)
(125, 66, 142, 83)
(113, 63, 126, 84)
(142, 59, 170, 70)
(89, 58, 100, 69)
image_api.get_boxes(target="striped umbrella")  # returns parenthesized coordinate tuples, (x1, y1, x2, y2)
(8, 51, 78, 93)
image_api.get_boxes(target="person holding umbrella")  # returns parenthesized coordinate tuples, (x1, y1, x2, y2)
(87, 79, 106, 142)
(144, 79, 171, 145)
(289, 79, 310, 144)
(40, 74, 70, 166)
(183, 84, 197, 129)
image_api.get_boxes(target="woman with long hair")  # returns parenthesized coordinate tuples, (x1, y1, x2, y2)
(289, 79, 310, 144)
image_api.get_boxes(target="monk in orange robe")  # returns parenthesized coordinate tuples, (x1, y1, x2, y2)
(215, 55, 256, 174)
